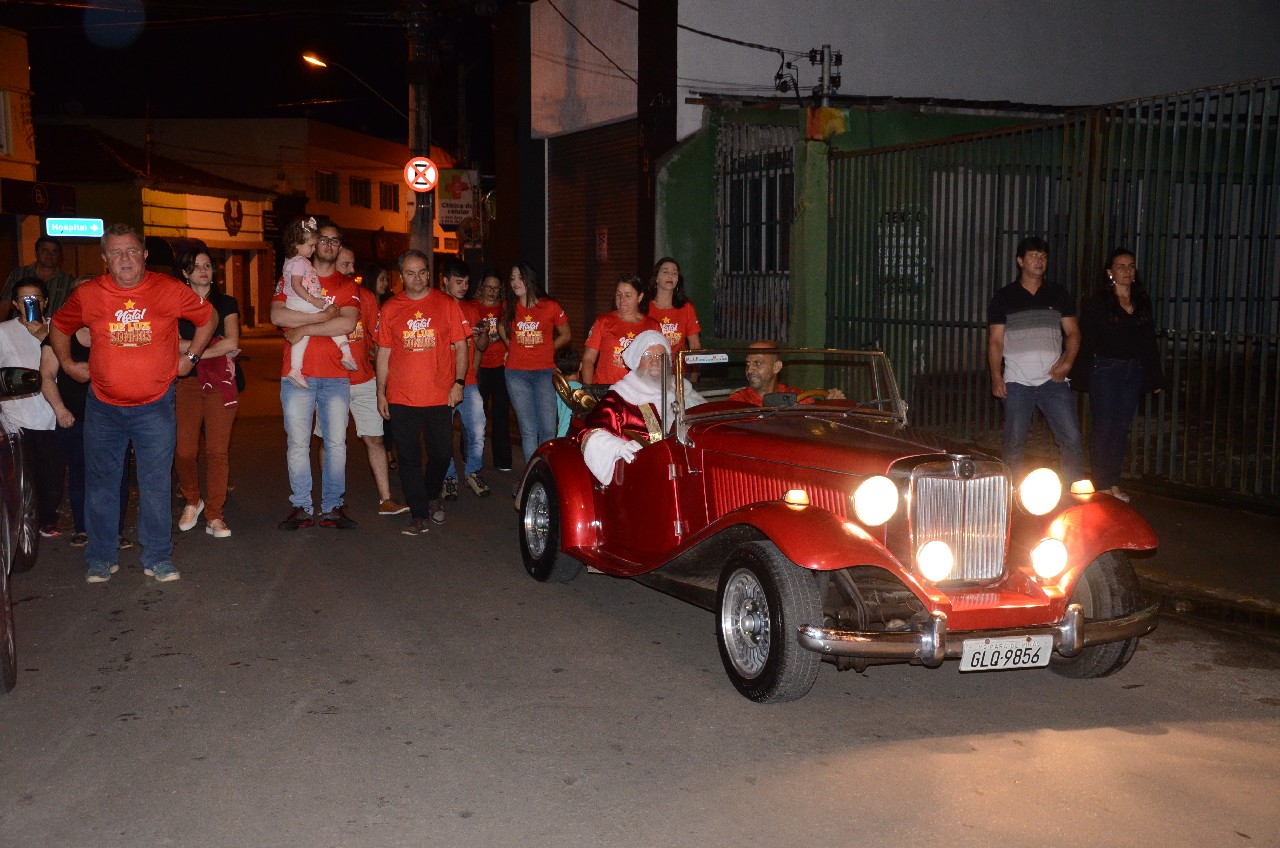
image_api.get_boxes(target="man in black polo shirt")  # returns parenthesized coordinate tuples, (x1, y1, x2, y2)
(987, 237, 1085, 484)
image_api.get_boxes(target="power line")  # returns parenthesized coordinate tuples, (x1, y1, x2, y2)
(545, 0, 638, 85)
(604, 0, 805, 57)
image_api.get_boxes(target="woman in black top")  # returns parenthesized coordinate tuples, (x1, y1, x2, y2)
(174, 249, 240, 537)
(1075, 248, 1166, 502)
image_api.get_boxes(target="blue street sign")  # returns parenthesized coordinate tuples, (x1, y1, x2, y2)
(46, 217, 104, 238)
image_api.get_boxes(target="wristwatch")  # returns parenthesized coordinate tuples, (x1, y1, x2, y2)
(454, 378, 465, 387)
(187, 352, 202, 365)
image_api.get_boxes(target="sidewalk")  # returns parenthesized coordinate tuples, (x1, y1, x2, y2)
(1126, 489, 1280, 629)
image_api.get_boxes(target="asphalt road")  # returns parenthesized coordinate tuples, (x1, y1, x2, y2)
(3, 338, 1279, 847)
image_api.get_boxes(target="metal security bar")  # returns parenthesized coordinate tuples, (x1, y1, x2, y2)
(828, 78, 1280, 502)
(714, 121, 799, 342)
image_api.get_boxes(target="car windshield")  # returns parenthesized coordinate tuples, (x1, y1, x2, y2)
(675, 347, 906, 430)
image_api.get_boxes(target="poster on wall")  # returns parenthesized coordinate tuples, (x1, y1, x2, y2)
(436, 169, 478, 228)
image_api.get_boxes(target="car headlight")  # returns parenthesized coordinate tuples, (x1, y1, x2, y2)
(1018, 467, 1062, 515)
(917, 540, 954, 582)
(1030, 537, 1069, 579)
(852, 475, 898, 526)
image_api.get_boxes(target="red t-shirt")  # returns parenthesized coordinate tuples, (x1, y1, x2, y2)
(584, 312, 662, 385)
(376, 290, 469, 407)
(727, 382, 805, 406)
(458, 299, 482, 385)
(348, 287, 380, 386)
(52, 271, 213, 406)
(646, 302, 701, 352)
(473, 301, 507, 369)
(505, 297, 567, 371)
(273, 271, 363, 379)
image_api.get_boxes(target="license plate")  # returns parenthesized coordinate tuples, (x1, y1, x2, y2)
(959, 635, 1053, 672)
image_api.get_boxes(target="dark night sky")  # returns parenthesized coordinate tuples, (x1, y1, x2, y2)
(8, 1, 497, 168)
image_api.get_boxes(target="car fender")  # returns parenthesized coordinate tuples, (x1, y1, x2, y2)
(699, 501, 902, 572)
(528, 439, 600, 550)
(1016, 496, 1159, 567)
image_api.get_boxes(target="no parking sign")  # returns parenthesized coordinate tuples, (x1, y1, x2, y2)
(403, 157, 438, 193)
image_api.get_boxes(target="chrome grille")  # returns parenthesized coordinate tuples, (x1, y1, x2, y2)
(910, 461, 1010, 582)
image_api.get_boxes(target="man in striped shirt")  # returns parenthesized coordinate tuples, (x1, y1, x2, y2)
(987, 237, 1085, 485)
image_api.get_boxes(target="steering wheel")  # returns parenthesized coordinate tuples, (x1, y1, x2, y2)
(796, 389, 829, 403)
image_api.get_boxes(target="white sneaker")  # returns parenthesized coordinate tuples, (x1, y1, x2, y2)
(205, 519, 231, 538)
(178, 500, 204, 532)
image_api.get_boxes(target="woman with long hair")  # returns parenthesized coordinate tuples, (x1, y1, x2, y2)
(174, 249, 241, 536)
(644, 257, 702, 353)
(499, 261, 570, 474)
(1074, 248, 1166, 502)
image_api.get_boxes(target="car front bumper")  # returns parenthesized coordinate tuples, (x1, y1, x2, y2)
(796, 603, 1160, 667)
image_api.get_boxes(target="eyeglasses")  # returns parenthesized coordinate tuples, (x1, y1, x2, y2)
(317, 237, 342, 246)
(106, 248, 143, 259)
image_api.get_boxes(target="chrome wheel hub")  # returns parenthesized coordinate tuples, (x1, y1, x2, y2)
(522, 482, 549, 558)
(721, 568, 770, 679)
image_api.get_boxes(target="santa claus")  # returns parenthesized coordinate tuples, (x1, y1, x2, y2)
(577, 329, 705, 485)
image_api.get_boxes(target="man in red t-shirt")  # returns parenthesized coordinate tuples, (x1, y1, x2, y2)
(727, 341, 846, 406)
(50, 223, 215, 584)
(439, 257, 492, 500)
(271, 220, 361, 531)
(375, 249, 469, 536)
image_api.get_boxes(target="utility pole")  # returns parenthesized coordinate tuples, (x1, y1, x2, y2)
(809, 45, 843, 106)
(407, 2, 434, 277)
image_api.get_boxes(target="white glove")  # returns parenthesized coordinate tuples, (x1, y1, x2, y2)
(617, 439, 641, 464)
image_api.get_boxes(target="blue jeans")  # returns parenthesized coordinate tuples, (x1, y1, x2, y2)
(1002, 379, 1085, 484)
(281, 377, 350, 514)
(1088, 357, 1145, 490)
(505, 367, 558, 464)
(55, 418, 128, 534)
(84, 385, 176, 570)
(448, 384, 486, 480)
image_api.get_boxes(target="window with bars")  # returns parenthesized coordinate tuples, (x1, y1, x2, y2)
(379, 182, 399, 212)
(724, 149, 792, 275)
(316, 171, 340, 204)
(349, 176, 372, 209)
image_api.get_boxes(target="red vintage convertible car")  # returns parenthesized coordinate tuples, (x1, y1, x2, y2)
(517, 348, 1158, 703)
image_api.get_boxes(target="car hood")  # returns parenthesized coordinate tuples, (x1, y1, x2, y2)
(688, 412, 979, 476)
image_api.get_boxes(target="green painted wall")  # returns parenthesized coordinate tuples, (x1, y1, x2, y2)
(655, 104, 1038, 347)
(654, 128, 716, 341)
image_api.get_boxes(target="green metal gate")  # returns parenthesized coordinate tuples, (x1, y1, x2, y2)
(828, 78, 1280, 503)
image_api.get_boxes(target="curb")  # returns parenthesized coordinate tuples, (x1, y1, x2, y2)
(1138, 574, 1280, 637)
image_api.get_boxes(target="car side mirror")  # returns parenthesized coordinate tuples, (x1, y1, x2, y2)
(0, 367, 40, 398)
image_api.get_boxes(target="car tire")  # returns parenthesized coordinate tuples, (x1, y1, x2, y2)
(10, 447, 38, 574)
(518, 463, 583, 584)
(716, 541, 822, 703)
(1050, 551, 1142, 679)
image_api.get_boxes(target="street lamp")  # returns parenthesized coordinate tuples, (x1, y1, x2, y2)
(302, 53, 408, 122)
(302, 49, 433, 262)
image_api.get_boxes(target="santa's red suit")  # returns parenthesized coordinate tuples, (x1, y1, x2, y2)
(576, 329, 704, 485)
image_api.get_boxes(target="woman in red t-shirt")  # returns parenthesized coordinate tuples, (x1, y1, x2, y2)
(499, 261, 570, 467)
(581, 275, 661, 386)
(472, 270, 513, 471)
(644, 257, 702, 354)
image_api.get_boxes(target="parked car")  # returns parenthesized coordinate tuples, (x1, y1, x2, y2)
(1, 366, 43, 694)
(517, 348, 1159, 703)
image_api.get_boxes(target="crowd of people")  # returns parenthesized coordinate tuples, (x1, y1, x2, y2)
(0, 223, 1159, 584)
